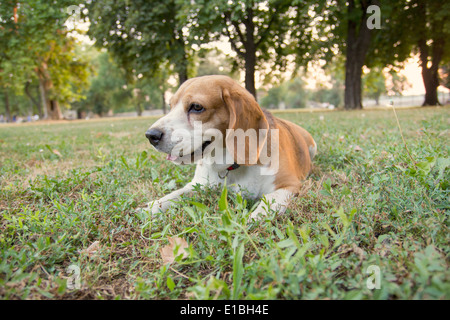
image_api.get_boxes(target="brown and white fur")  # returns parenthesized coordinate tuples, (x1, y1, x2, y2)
(143, 75, 316, 220)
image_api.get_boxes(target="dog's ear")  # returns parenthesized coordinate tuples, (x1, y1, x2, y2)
(222, 85, 269, 165)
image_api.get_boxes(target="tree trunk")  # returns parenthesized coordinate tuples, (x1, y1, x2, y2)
(28, 98, 33, 118)
(344, 54, 364, 109)
(3, 88, 11, 122)
(36, 85, 43, 118)
(244, 48, 257, 99)
(416, 1, 444, 106)
(418, 37, 444, 106)
(136, 104, 143, 116)
(176, 37, 189, 86)
(224, 7, 258, 99)
(37, 64, 63, 120)
(178, 70, 188, 86)
(344, 0, 375, 110)
(49, 99, 63, 120)
(244, 7, 257, 99)
(25, 81, 42, 116)
(421, 67, 440, 106)
(38, 76, 49, 119)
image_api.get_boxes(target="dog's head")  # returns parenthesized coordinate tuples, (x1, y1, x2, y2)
(145, 75, 269, 166)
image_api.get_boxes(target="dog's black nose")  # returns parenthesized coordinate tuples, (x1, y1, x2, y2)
(145, 129, 164, 146)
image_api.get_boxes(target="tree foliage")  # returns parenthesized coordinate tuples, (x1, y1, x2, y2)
(363, 68, 386, 105)
(2, 0, 448, 121)
(72, 50, 171, 117)
(72, 51, 131, 117)
(368, 0, 449, 105)
(87, 0, 191, 85)
(181, 0, 300, 97)
(0, 0, 90, 120)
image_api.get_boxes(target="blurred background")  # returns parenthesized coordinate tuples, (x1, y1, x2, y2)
(0, 0, 449, 122)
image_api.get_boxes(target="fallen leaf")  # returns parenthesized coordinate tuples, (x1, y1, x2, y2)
(352, 243, 366, 262)
(81, 241, 101, 257)
(339, 135, 345, 142)
(160, 237, 189, 265)
(52, 149, 62, 157)
(353, 145, 363, 152)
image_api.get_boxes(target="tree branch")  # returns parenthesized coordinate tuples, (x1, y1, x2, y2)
(430, 17, 445, 73)
(224, 12, 246, 58)
(224, 11, 246, 44)
(225, 24, 245, 58)
(418, 38, 429, 70)
(255, 9, 277, 47)
(25, 81, 40, 109)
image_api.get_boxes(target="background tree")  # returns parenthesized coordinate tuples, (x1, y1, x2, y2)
(311, 0, 382, 109)
(182, 0, 296, 98)
(260, 82, 288, 109)
(368, 0, 449, 106)
(72, 50, 172, 118)
(304, 0, 440, 110)
(316, 55, 346, 108)
(195, 49, 240, 79)
(386, 70, 411, 96)
(342, 0, 380, 109)
(439, 64, 450, 90)
(408, 0, 449, 105)
(0, 0, 90, 120)
(73, 52, 131, 117)
(87, 0, 191, 86)
(0, 1, 32, 121)
(132, 76, 171, 116)
(363, 67, 386, 105)
(260, 77, 308, 109)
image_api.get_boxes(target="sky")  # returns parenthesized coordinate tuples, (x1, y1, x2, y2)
(401, 58, 426, 95)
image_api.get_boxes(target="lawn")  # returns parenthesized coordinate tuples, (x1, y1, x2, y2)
(0, 106, 449, 300)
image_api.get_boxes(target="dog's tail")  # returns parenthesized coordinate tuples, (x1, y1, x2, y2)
(295, 126, 317, 161)
(308, 139, 317, 161)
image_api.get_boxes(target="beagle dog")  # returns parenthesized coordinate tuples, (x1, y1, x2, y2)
(144, 75, 316, 220)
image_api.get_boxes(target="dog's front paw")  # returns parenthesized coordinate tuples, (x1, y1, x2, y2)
(136, 200, 167, 216)
(248, 201, 287, 222)
(145, 199, 164, 215)
(146, 199, 175, 215)
(248, 206, 267, 221)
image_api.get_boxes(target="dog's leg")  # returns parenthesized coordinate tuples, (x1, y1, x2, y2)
(142, 162, 215, 215)
(145, 183, 194, 215)
(249, 188, 294, 221)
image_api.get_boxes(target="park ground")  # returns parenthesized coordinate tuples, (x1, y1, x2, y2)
(0, 106, 449, 299)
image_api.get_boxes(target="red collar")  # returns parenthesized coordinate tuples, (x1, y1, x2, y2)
(227, 163, 240, 171)
(219, 163, 240, 179)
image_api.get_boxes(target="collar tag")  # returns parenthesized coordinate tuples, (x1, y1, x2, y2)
(219, 163, 240, 179)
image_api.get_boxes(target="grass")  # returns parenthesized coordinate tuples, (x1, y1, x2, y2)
(0, 106, 449, 300)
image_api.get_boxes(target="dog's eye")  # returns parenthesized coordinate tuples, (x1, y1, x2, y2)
(189, 103, 205, 113)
